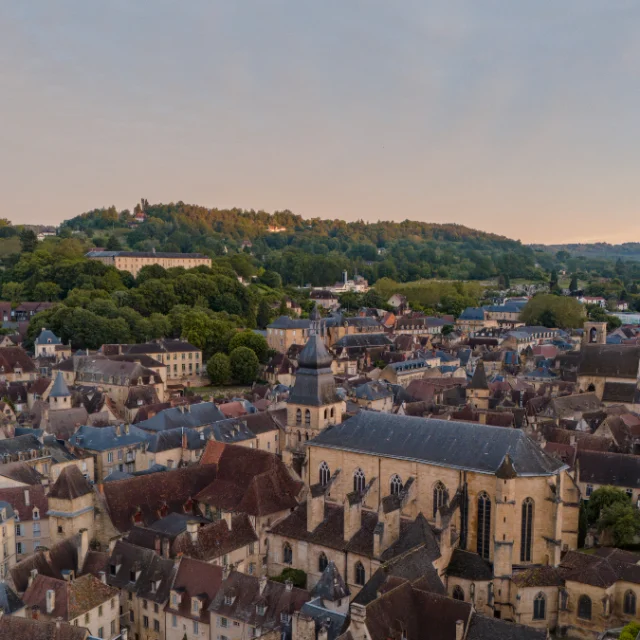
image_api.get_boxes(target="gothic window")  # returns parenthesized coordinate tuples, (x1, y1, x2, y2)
(577, 595, 592, 620)
(295, 409, 301, 425)
(452, 585, 464, 601)
(589, 327, 597, 343)
(297, 431, 301, 443)
(283, 543, 293, 565)
(353, 468, 366, 493)
(305, 432, 309, 441)
(533, 593, 546, 620)
(587, 383, 596, 392)
(324, 409, 327, 419)
(623, 590, 636, 615)
(520, 498, 534, 562)
(318, 552, 328, 572)
(476, 492, 491, 560)
(390, 474, 403, 496)
(433, 482, 447, 518)
(330, 407, 335, 418)
(305, 409, 311, 426)
(319, 462, 330, 487)
(354, 561, 365, 586)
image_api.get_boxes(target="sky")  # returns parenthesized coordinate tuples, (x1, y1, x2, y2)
(2, 1, 640, 244)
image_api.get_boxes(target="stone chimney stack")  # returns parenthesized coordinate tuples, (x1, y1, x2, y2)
(306, 487, 325, 533)
(24, 489, 30, 507)
(45, 589, 55, 614)
(186, 520, 199, 543)
(28, 569, 38, 587)
(259, 575, 267, 595)
(162, 537, 171, 559)
(78, 528, 89, 572)
(292, 612, 315, 640)
(455, 620, 464, 640)
(343, 494, 362, 542)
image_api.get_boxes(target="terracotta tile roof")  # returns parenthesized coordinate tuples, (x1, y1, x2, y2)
(0, 485, 47, 521)
(0, 616, 89, 640)
(199, 440, 226, 465)
(79, 551, 110, 579)
(166, 557, 224, 624)
(0, 347, 36, 374)
(101, 465, 218, 534)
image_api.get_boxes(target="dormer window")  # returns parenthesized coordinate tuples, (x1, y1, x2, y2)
(191, 598, 201, 616)
(133, 509, 143, 524)
(256, 603, 266, 616)
(32, 509, 39, 520)
(224, 594, 235, 606)
(171, 591, 182, 608)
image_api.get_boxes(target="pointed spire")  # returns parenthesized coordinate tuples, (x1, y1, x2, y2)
(49, 371, 70, 398)
(469, 361, 489, 390)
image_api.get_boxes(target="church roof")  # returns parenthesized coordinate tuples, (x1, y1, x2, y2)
(297, 333, 332, 370)
(309, 411, 565, 477)
(49, 371, 71, 398)
(311, 561, 350, 602)
(469, 361, 489, 390)
(288, 334, 339, 407)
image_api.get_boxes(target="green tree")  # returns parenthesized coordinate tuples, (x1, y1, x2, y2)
(256, 299, 272, 329)
(1, 282, 24, 303)
(569, 273, 579, 292)
(520, 294, 584, 329)
(206, 352, 231, 385)
(228, 330, 269, 363)
(19, 229, 38, 253)
(259, 270, 282, 289)
(106, 234, 122, 251)
(441, 324, 455, 336)
(620, 622, 640, 640)
(230, 346, 259, 384)
(33, 281, 62, 302)
(597, 502, 640, 547)
(587, 486, 631, 525)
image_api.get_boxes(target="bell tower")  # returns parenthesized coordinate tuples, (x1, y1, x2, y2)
(582, 321, 607, 346)
(284, 306, 343, 468)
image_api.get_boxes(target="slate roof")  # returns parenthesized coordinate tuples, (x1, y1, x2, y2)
(602, 382, 640, 403)
(135, 402, 226, 432)
(49, 371, 71, 398)
(310, 411, 565, 476)
(299, 601, 348, 640)
(0, 580, 24, 614)
(446, 549, 493, 581)
(311, 561, 350, 602)
(268, 317, 311, 330)
(86, 250, 208, 259)
(288, 334, 339, 406)
(69, 424, 149, 451)
(333, 334, 392, 349)
(469, 362, 489, 390)
(354, 381, 392, 402)
(34, 329, 62, 346)
(466, 615, 547, 640)
(576, 449, 640, 489)
(459, 308, 485, 320)
(0, 462, 44, 486)
(578, 344, 640, 378)
(511, 565, 564, 588)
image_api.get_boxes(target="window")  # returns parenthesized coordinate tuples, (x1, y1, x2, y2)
(143, 616, 149, 629)
(319, 461, 330, 487)
(318, 552, 328, 572)
(16, 542, 23, 555)
(520, 498, 534, 562)
(354, 561, 365, 586)
(33, 509, 39, 520)
(452, 585, 464, 601)
(142, 599, 148, 609)
(577, 595, 592, 620)
(33, 523, 40, 537)
(111, 620, 116, 635)
(98, 605, 103, 616)
(283, 542, 293, 564)
(305, 409, 311, 426)
(154, 619, 160, 632)
(586, 484, 593, 497)
(220, 616, 228, 628)
(172, 614, 177, 627)
(85, 613, 90, 624)
(15, 524, 21, 537)
(107, 452, 113, 463)
(624, 590, 636, 615)
(390, 474, 403, 496)
(154, 603, 159, 613)
(97, 627, 103, 639)
(476, 492, 491, 560)
(353, 468, 366, 493)
(193, 620, 199, 634)
(533, 592, 546, 620)
(626, 488, 633, 498)
(433, 482, 447, 519)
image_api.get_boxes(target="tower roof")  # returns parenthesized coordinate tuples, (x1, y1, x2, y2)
(469, 361, 489, 390)
(297, 333, 333, 370)
(49, 371, 71, 398)
(288, 333, 339, 406)
(311, 561, 350, 602)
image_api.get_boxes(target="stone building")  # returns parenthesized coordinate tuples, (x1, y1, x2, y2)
(0, 485, 49, 559)
(466, 361, 490, 410)
(300, 410, 580, 618)
(85, 249, 211, 277)
(576, 344, 640, 400)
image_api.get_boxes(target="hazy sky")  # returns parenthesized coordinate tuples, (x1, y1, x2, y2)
(2, 1, 640, 244)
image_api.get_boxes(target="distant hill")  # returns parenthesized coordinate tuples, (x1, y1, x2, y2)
(533, 242, 640, 262)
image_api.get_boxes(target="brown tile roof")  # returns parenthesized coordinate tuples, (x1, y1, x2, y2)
(512, 565, 564, 588)
(0, 462, 44, 486)
(79, 551, 110, 579)
(11, 533, 81, 593)
(560, 549, 640, 587)
(101, 465, 217, 534)
(199, 440, 226, 465)
(576, 449, 640, 489)
(22, 574, 70, 618)
(48, 466, 93, 501)
(0, 347, 36, 374)
(166, 557, 224, 624)
(0, 616, 89, 640)
(0, 485, 48, 521)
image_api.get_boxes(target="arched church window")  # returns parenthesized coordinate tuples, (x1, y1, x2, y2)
(390, 474, 403, 496)
(319, 462, 330, 487)
(477, 492, 491, 560)
(353, 468, 366, 493)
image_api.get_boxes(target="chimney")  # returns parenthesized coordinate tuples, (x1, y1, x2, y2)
(285, 578, 293, 592)
(222, 563, 232, 580)
(182, 428, 188, 450)
(124, 424, 130, 435)
(343, 494, 362, 542)
(78, 528, 89, 572)
(222, 511, 233, 531)
(349, 603, 366, 624)
(318, 623, 329, 640)
(306, 488, 325, 533)
(154, 535, 161, 556)
(28, 569, 38, 587)
(162, 537, 171, 559)
(292, 612, 315, 640)
(115, 424, 121, 437)
(99, 571, 106, 584)
(455, 620, 464, 640)
(374, 500, 401, 556)
(45, 589, 55, 614)
(24, 489, 30, 507)
(186, 520, 199, 543)
(259, 575, 267, 595)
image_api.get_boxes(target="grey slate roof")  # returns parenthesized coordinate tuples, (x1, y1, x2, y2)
(466, 614, 547, 640)
(69, 424, 149, 451)
(311, 561, 350, 602)
(309, 410, 565, 476)
(34, 329, 62, 346)
(135, 402, 225, 432)
(288, 335, 339, 407)
(354, 381, 392, 402)
(446, 549, 493, 581)
(0, 580, 24, 614)
(49, 371, 71, 398)
(469, 362, 489, 390)
(268, 316, 311, 330)
(577, 344, 640, 378)
(577, 450, 640, 489)
(86, 250, 208, 259)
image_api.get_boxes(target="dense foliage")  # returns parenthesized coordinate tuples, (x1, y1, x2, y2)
(519, 294, 585, 329)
